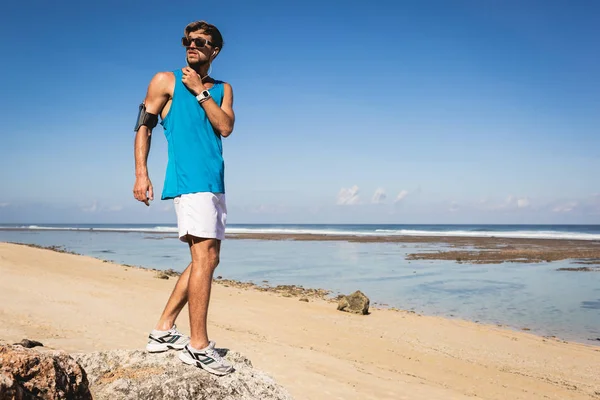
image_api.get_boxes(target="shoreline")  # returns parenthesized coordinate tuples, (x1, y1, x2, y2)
(6, 242, 336, 299)
(6, 230, 600, 264)
(3, 225, 600, 242)
(7, 241, 600, 346)
(1, 242, 600, 399)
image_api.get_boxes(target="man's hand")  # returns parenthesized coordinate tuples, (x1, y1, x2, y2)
(133, 176, 154, 206)
(182, 67, 205, 95)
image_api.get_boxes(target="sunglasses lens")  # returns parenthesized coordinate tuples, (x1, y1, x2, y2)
(182, 37, 210, 49)
(182, 37, 207, 48)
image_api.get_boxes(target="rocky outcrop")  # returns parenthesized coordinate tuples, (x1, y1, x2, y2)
(0, 344, 91, 400)
(73, 348, 293, 400)
(0, 341, 291, 400)
(337, 290, 370, 315)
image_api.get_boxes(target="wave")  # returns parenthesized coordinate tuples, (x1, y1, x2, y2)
(3, 225, 600, 241)
(371, 229, 600, 241)
(225, 227, 371, 236)
(228, 227, 600, 240)
(13, 225, 179, 233)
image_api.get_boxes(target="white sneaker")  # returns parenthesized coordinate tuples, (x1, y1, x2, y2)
(146, 324, 190, 353)
(179, 341, 234, 376)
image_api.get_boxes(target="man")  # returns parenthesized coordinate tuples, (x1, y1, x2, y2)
(132, 20, 235, 376)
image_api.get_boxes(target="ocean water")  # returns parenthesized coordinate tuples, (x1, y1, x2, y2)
(3, 223, 600, 240)
(1, 223, 599, 344)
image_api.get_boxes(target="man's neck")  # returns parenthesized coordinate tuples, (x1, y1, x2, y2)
(190, 63, 210, 79)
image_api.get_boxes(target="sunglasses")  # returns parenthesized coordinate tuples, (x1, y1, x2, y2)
(181, 36, 215, 48)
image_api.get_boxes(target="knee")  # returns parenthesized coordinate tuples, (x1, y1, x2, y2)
(207, 249, 220, 269)
(189, 239, 221, 273)
(195, 247, 219, 271)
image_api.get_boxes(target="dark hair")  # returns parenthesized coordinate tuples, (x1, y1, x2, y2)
(184, 20, 224, 50)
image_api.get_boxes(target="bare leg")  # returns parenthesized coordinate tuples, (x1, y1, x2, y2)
(154, 262, 192, 331)
(187, 236, 221, 349)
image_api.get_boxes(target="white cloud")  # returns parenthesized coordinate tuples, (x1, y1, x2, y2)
(337, 185, 360, 205)
(0, 202, 9, 208)
(517, 198, 530, 208)
(251, 205, 270, 213)
(553, 202, 578, 213)
(371, 188, 387, 204)
(81, 201, 98, 213)
(252, 204, 275, 213)
(449, 202, 460, 212)
(395, 190, 409, 203)
(108, 205, 123, 212)
(479, 195, 530, 211)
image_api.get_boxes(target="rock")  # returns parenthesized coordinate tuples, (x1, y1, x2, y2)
(0, 344, 91, 399)
(337, 290, 370, 315)
(155, 272, 169, 280)
(13, 339, 44, 348)
(73, 349, 293, 400)
(299, 298, 309, 302)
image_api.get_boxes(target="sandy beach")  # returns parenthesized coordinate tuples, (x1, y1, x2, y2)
(1, 241, 599, 399)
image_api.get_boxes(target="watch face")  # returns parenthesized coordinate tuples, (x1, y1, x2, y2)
(203, 90, 210, 97)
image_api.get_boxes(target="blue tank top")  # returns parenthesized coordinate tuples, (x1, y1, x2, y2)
(160, 69, 225, 200)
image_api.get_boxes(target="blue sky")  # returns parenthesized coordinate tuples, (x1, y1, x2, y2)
(0, 0, 598, 224)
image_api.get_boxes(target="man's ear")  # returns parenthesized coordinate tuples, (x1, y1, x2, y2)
(212, 48, 220, 59)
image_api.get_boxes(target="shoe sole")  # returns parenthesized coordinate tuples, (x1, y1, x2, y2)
(146, 342, 188, 353)
(178, 351, 233, 376)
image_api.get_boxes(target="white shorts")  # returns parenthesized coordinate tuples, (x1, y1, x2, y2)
(173, 192, 227, 242)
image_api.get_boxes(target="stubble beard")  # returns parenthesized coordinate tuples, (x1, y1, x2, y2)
(187, 55, 209, 68)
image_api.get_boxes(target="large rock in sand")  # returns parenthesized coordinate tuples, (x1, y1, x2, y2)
(0, 344, 92, 400)
(337, 290, 370, 315)
(73, 348, 293, 400)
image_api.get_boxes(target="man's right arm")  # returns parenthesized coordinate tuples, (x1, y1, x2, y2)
(133, 72, 172, 206)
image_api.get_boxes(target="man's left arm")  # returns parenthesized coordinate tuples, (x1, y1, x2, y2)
(182, 67, 235, 137)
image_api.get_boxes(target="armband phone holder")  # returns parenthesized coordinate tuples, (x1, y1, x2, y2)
(134, 103, 159, 132)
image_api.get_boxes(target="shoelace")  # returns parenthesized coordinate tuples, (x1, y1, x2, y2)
(205, 347, 225, 364)
(168, 327, 186, 338)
